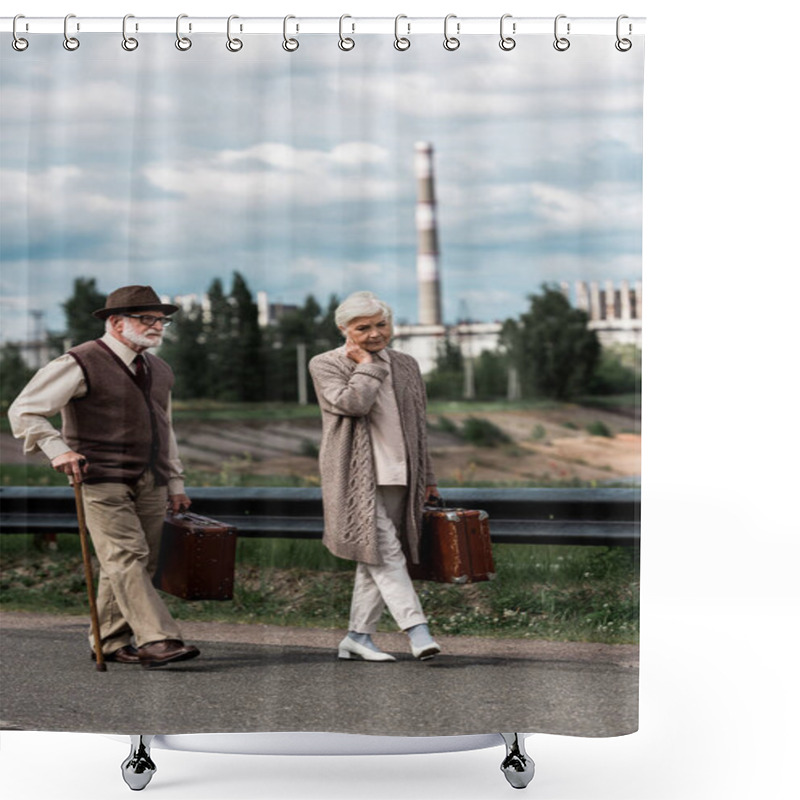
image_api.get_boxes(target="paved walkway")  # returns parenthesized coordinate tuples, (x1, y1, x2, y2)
(1, 611, 638, 738)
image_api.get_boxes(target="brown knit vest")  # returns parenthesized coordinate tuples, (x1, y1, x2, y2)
(62, 340, 174, 485)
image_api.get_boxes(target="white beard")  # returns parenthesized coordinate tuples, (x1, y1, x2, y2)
(122, 318, 163, 350)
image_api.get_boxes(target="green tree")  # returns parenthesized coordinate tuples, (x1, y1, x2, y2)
(228, 272, 267, 402)
(204, 278, 237, 400)
(274, 295, 331, 403)
(159, 273, 268, 401)
(507, 285, 601, 400)
(158, 300, 209, 399)
(587, 345, 641, 395)
(61, 277, 106, 346)
(473, 349, 509, 400)
(425, 338, 464, 400)
(0, 343, 35, 411)
(317, 295, 342, 351)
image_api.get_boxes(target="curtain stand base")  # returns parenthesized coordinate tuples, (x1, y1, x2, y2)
(121, 732, 535, 791)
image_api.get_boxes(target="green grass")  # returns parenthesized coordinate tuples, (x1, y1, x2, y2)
(578, 394, 640, 412)
(428, 399, 563, 414)
(1, 463, 66, 486)
(0, 535, 638, 644)
(171, 396, 640, 423)
(1, 462, 637, 490)
(171, 401, 322, 422)
(2, 396, 639, 433)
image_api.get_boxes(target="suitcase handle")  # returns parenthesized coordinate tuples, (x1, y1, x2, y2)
(424, 494, 446, 510)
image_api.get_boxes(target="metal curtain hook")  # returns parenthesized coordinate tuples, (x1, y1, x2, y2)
(176, 14, 192, 51)
(122, 14, 139, 51)
(553, 14, 570, 51)
(227, 15, 243, 51)
(499, 13, 516, 51)
(338, 14, 355, 51)
(12, 14, 29, 51)
(443, 14, 460, 51)
(63, 13, 80, 51)
(615, 15, 632, 51)
(282, 15, 299, 51)
(394, 14, 410, 51)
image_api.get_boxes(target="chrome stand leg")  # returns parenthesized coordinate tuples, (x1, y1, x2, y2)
(500, 733, 535, 790)
(121, 735, 157, 791)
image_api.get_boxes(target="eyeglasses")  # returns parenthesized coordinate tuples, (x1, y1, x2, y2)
(123, 314, 173, 328)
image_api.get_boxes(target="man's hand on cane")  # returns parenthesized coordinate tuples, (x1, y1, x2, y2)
(51, 450, 88, 483)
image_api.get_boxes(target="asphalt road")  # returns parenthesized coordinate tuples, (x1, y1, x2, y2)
(0, 612, 638, 738)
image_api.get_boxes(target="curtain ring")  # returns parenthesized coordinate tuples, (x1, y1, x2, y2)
(12, 14, 29, 51)
(175, 14, 192, 51)
(226, 15, 243, 52)
(443, 14, 460, 51)
(121, 14, 138, 51)
(553, 14, 570, 52)
(615, 15, 633, 52)
(499, 14, 516, 51)
(338, 14, 355, 51)
(282, 15, 299, 51)
(63, 13, 80, 51)
(394, 14, 410, 51)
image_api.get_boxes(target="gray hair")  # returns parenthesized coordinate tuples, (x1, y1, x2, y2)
(335, 291, 393, 331)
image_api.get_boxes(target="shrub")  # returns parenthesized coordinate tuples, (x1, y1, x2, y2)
(460, 417, 512, 447)
(586, 420, 613, 437)
(300, 438, 319, 459)
(433, 416, 462, 437)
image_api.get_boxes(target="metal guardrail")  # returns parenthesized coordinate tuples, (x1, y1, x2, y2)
(0, 486, 640, 547)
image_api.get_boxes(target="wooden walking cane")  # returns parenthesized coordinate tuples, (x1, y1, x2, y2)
(73, 477, 106, 672)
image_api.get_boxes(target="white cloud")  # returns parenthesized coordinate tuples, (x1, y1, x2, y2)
(529, 181, 641, 231)
(220, 141, 389, 170)
(0, 81, 170, 122)
(143, 141, 397, 206)
(0, 166, 129, 233)
(330, 143, 389, 165)
(434, 179, 641, 245)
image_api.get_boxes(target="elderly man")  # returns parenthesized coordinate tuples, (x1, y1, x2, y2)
(9, 285, 200, 668)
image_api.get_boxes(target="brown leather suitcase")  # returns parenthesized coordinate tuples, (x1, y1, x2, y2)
(408, 504, 496, 584)
(153, 512, 238, 601)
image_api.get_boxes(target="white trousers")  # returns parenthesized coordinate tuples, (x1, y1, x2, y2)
(348, 486, 427, 634)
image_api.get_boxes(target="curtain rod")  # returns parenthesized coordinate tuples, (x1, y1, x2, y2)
(1, 16, 645, 37)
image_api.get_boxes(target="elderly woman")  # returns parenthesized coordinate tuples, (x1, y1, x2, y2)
(308, 291, 441, 662)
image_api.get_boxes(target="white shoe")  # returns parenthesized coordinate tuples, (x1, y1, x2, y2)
(411, 639, 441, 660)
(337, 635, 396, 662)
(406, 623, 441, 660)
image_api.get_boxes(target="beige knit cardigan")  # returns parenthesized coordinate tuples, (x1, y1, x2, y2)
(308, 346, 436, 566)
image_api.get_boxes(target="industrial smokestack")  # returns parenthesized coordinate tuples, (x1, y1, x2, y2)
(414, 142, 443, 326)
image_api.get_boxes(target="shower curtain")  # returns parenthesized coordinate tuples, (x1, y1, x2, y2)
(0, 19, 643, 741)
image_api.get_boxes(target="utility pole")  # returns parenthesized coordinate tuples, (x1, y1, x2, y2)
(296, 342, 308, 406)
(29, 309, 45, 369)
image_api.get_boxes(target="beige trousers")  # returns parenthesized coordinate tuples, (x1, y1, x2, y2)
(348, 485, 427, 634)
(81, 470, 182, 654)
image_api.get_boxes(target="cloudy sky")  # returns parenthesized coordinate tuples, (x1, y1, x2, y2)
(0, 32, 643, 340)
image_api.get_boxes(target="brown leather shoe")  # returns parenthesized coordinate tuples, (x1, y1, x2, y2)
(137, 639, 200, 668)
(89, 645, 140, 664)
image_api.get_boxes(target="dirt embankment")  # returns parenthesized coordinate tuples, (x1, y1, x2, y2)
(1, 405, 640, 485)
(173, 405, 640, 485)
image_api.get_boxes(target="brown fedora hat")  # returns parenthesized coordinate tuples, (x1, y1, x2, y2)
(93, 285, 179, 320)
